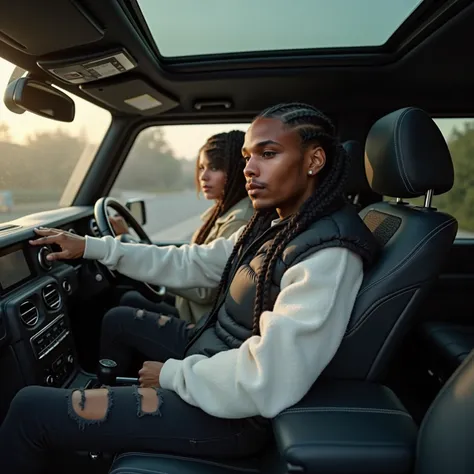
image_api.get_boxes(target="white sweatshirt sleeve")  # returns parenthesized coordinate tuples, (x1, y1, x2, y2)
(83, 226, 245, 289)
(159, 247, 363, 419)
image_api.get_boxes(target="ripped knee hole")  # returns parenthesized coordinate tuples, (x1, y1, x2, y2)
(157, 314, 170, 327)
(68, 387, 162, 430)
(134, 309, 171, 327)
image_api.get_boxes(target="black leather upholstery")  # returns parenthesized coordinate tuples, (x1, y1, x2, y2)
(365, 107, 454, 198)
(416, 349, 474, 474)
(324, 108, 458, 381)
(343, 139, 371, 196)
(109, 452, 262, 474)
(420, 321, 474, 382)
(273, 379, 417, 474)
(108, 380, 417, 474)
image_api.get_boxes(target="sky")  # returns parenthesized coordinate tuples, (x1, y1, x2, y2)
(0, 56, 468, 160)
(137, 0, 423, 57)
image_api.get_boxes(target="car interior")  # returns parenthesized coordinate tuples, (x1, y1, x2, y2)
(0, 0, 473, 473)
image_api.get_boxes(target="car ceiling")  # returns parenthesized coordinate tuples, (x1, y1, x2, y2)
(0, 0, 474, 124)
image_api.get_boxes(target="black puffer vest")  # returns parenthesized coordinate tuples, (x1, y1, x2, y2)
(185, 204, 379, 357)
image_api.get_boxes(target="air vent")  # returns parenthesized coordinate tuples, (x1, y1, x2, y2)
(89, 218, 100, 237)
(42, 284, 62, 311)
(19, 300, 39, 327)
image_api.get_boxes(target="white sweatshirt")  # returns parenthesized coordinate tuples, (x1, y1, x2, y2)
(84, 229, 363, 419)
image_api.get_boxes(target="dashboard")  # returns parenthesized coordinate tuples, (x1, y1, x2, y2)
(0, 206, 112, 416)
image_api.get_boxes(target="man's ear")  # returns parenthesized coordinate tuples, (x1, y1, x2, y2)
(307, 145, 326, 176)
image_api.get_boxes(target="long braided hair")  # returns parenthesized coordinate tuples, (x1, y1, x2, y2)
(208, 103, 356, 335)
(193, 130, 248, 244)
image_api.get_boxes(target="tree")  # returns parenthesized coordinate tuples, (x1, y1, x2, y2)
(0, 123, 10, 142)
(432, 122, 474, 231)
(0, 128, 86, 202)
(114, 127, 185, 192)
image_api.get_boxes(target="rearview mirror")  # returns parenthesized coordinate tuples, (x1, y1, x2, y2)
(3, 77, 75, 122)
(126, 199, 147, 226)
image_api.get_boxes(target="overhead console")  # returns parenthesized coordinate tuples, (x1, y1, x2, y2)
(37, 48, 179, 115)
(38, 49, 137, 85)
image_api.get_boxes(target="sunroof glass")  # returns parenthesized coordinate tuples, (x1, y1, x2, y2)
(136, 0, 424, 58)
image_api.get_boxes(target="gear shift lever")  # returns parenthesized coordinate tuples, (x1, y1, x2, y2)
(97, 359, 118, 386)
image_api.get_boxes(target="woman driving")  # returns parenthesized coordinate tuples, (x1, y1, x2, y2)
(113, 130, 253, 324)
(0, 102, 378, 474)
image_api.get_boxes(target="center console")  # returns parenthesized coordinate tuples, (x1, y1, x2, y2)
(272, 379, 418, 473)
(1, 244, 80, 388)
(30, 313, 76, 386)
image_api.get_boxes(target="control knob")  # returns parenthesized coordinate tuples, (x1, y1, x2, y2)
(38, 246, 53, 271)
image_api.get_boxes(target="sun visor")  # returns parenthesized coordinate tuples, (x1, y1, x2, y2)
(80, 78, 179, 116)
(0, 0, 103, 55)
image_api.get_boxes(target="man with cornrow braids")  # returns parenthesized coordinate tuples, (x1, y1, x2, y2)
(0, 102, 379, 473)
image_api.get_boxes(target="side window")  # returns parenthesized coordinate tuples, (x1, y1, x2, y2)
(432, 118, 474, 239)
(110, 124, 248, 242)
(386, 118, 474, 239)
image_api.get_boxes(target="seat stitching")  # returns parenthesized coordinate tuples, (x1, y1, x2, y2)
(395, 110, 417, 194)
(114, 452, 259, 472)
(110, 468, 168, 474)
(278, 407, 413, 418)
(394, 109, 416, 194)
(345, 286, 417, 336)
(358, 217, 456, 296)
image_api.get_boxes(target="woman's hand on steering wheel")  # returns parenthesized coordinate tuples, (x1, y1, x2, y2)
(109, 215, 130, 236)
(30, 228, 86, 261)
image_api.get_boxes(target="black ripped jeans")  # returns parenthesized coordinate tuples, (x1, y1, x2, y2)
(99, 304, 189, 374)
(0, 307, 270, 474)
(119, 290, 180, 318)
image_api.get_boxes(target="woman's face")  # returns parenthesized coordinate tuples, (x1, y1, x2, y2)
(198, 151, 227, 201)
(242, 117, 326, 218)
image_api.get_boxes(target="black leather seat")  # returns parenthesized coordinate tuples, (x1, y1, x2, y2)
(109, 452, 263, 474)
(325, 107, 458, 381)
(415, 348, 474, 474)
(108, 108, 460, 473)
(110, 351, 474, 474)
(420, 321, 474, 383)
(343, 139, 372, 208)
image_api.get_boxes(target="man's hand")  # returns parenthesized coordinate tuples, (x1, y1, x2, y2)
(110, 216, 129, 236)
(29, 228, 86, 261)
(138, 361, 164, 388)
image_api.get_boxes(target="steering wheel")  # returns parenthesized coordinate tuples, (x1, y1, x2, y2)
(94, 197, 166, 300)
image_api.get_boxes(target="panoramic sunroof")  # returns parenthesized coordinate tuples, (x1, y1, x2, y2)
(136, 0, 424, 58)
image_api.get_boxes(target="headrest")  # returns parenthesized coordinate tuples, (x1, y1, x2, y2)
(343, 140, 371, 196)
(365, 107, 454, 198)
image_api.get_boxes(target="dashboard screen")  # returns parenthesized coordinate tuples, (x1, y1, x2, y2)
(0, 249, 31, 290)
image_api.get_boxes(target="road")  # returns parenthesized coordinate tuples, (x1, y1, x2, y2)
(117, 190, 212, 241)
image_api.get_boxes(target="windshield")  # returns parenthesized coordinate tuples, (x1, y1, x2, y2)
(0, 58, 111, 224)
(137, 0, 423, 57)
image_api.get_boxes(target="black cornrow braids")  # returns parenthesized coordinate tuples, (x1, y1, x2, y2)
(194, 130, 248, 245)
(204, 103, 359, 337)
(251, 103, 352, 335)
